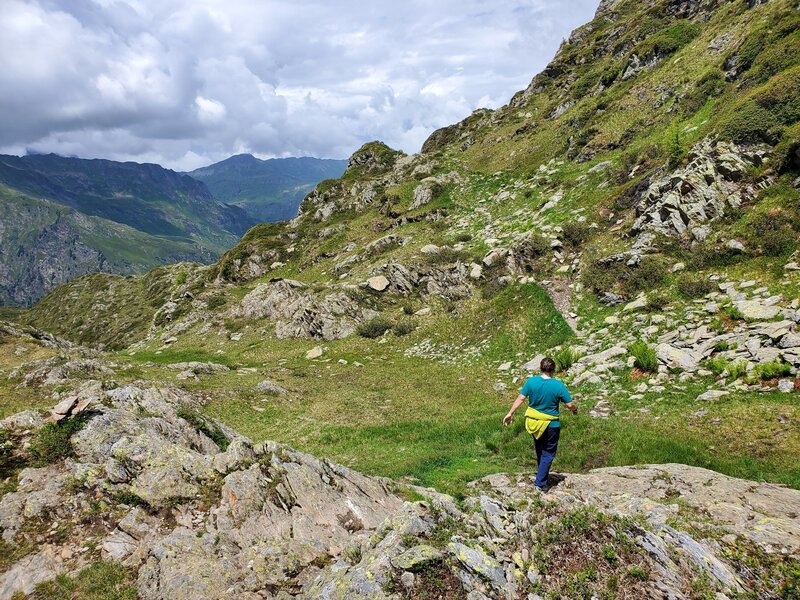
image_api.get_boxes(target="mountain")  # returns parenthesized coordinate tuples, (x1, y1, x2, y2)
(189, 154, 347, 222)
(0, 154, 256, 305)
(5, 0, 800, 596)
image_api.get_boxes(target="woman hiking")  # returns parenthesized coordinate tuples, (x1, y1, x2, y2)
(502, 356, 577, 492)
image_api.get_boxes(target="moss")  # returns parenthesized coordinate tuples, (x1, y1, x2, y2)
(176, 407, 230, 451)
(29, 414, 88, 466)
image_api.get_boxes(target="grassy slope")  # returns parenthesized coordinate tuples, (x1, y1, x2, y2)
(9, 0, 800, 496)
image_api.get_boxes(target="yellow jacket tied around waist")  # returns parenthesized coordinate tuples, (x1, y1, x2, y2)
(524, 407, 557, 439)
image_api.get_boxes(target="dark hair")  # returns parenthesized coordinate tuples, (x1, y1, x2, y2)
(540, 357, 556, 374)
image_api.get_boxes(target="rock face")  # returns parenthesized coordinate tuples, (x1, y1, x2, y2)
(231, 279, 378, 340)
(632, 139, 768, 239)
(1, 388, 798, 599)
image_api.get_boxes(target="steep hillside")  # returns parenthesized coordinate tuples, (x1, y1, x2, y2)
(0, 185, 215, 306)
(0, 154, 256, 305)
(8, 2, 800, 594)
(189, 155, 347, 222)
(6, 0, 800, 600)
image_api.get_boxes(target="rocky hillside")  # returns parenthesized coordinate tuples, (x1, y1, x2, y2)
(189, 155, 348, 222)
(0, 343, 796, 599)
(3, 0, 800, 596)
(0, 154, 255, 306)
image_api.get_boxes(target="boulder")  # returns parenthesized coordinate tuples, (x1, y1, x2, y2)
(734, 301, 781, 321)
(656, 344, 699, 371)
(366, 275, 390, 292)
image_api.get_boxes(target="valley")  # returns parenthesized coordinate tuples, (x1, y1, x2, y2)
(0, 0, 799, 598)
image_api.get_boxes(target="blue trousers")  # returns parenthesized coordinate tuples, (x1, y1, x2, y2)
(533, 426, 560, 488)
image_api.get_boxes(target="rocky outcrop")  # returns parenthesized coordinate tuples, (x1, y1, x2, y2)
(2, 387, 797, 599)
(632, 139, 769, 240)
(231, 279, 378, 340)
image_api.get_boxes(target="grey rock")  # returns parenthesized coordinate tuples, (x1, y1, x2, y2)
(254, 380, 289, 395)
(0, 546, 64, 598)
(448, 542, 506, 590)
(391, 545, 443, 571)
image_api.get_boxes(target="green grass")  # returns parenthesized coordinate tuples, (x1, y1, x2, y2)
(32, 562, 137, 600)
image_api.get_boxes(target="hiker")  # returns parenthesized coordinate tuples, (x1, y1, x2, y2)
(502, 356, 577, 492)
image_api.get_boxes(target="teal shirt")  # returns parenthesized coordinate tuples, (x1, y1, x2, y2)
(520, 375, 572, 428)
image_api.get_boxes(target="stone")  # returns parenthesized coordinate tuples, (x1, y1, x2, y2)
(391, 545, 443, 571)
(656, 344, 699, 371)
(414, 307, 431, 316)
(604, 316, 619, 325)
(734, 300, 781, 321)
(102, 530, 139, 561)
(306, 346, 324, 359)
(696, 390, 729, 401)
(469, 263, 483, 280)
(0, 546, 64, 598)
(255, 380, 289, 395)
(623, 295, 648, 312)
(726, 239, 745, 252)
(671, 262, 686, 273)
(420, 244, 439, 254)
(778, 380, 794, 393)
(232, 279, 377, 340)
(778, 333, 800, 349)
(400, 571, 416, 589)
(498, 362, 512, 372)
(448, 542, 506, 590)
(366, 275, 390, 292)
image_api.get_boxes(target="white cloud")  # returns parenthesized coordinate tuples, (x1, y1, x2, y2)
(0, 0, 599, 169)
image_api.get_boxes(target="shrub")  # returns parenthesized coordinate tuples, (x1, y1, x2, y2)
(584, 255, 668, 298)
(392, 319, 417, 337)
(402, 304, 415, 316)
(719, 101, 781, 144)
(29, 415, 88, 466)
(422, 247, 470, 265)
(176, 407, 229, 451)
(682, 69, 726, 115)
(645, 291, 670, 312)
(706, 356, 730, 377)
(749, 361, 792, 382)
(744, 211, 797, 257)
(629, 340, 658, 373)
(677, 274, 715, 298)
(727, 361, 748, 380)
(553, 346, 580, 372)
(635, 22, 700, 59)
(453, 232, 473, 243)
(562, 222, 591, 247)
(357, 317, 393, 339)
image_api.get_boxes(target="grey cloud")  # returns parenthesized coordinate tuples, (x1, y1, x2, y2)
(0, 0, 598, 170)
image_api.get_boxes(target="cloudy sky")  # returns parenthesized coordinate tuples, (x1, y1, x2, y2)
(1, 0, 598, 170)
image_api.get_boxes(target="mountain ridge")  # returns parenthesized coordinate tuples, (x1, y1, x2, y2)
(189, 154, 347, 222)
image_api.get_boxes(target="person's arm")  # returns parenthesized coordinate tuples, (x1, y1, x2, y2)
(503, 394, 526, 426)
(561, 384, 577, 415)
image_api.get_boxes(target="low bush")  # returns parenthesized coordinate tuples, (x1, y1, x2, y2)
(743, 210, 798, 257)
(562, 222, 591, 247)
(727, 361, 748, 380)
(719, 101, 781, 145)
(706, 356, 730, 377)
(357, 317, 393, 339)
(645, 291, 670, 312)
(584, 255, 668, 298)
(29, 415, 88, 466)
(392, 319, 417, 337)
(422, 247, 470, 265)
(749, 361, 792, 382)
(553, 346, 581, 372)
(629, 341, 658, 373)
(176, 407, 229, 451)
(677, 274, 715, 298)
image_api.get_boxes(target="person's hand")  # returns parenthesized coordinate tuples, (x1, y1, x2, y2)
(502, 413, 513, 426)
(569, 404, 578, 415)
